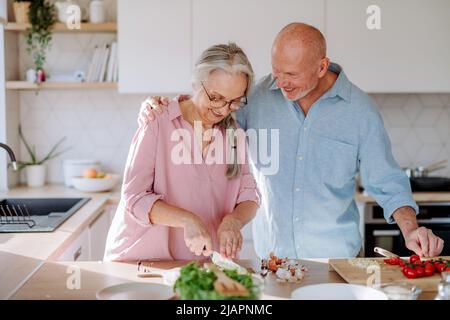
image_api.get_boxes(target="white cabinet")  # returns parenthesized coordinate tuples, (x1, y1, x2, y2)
(58, 205, 117, 261)
(118, 0, 324, 93)
(89, 206, 114, 261)
(118, 0, 192, 93)
(192, 0, 325, 80)
(58, 228, 90, 262)
(326, 0, 450, 92)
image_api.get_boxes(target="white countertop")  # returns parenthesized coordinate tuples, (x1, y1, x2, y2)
(0, 184, 120, 300)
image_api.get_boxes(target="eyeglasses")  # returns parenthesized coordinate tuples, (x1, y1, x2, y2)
(201, 81, 247, 110)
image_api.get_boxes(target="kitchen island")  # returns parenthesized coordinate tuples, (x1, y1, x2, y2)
(11, 259, 438, 300)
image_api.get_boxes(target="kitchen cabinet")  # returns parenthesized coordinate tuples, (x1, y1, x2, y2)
(58, 228, 90, 262)
(117, 0, 192, 93)
(326, 0, 450, 92)
(192, 0, 325, 80)
(89, 206, 114, 261)
(117, 0, 324, 93)
(58, 205, 116, 261)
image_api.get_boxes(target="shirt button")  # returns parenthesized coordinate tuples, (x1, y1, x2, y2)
(295, 188, 300, 192)
(294, 217, 299, 222)
(298, 156, 303, 161)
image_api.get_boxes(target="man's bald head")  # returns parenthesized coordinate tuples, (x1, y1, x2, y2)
(273, 23, 327, 64)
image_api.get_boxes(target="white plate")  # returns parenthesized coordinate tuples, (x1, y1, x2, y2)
(96, 282, 175, 300)
(291, 283, 388, 300)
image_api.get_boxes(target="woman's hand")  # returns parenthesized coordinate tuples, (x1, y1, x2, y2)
(217, 215, 243, 259)
(182, 214, 213, 257)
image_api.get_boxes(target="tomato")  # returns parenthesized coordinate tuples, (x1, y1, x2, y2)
(436, 263, 447, 273)
(390, 257, 400, 265)
(425, 268, 434, 277)
(424, 264, 435, 277)
(414, 266, 425, 278)
(399, 260, 406, 267)
(444, 267, 450, 272)
(404, 267, 417, 279)
(413, 260, 423, 266)
(410, 255, 421, 264)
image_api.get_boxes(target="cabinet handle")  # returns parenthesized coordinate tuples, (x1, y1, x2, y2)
(373, 230, 401, 236)
(73, 247, 82, 261)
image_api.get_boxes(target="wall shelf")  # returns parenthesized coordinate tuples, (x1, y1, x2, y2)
(5, 22, 117, 32)
(6, 81, 118, 90)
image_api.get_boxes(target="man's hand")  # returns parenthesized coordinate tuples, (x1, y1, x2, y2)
(404, 226, 444, 257)
(138, 95, 192, 126)
(138, 96, 170, 126)
(393, 206, 444, 257)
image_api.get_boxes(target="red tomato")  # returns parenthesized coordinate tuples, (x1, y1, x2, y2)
(410, 255, 421, 264)
(436, 263, 447, 273)
(444, 267, 450, 272)
(404, 267, 417, 279)
(390, 257, 400, 265)
(424, 264, 435, 277)
(414, 266, 425, 278)
(399, 260, 406, 267)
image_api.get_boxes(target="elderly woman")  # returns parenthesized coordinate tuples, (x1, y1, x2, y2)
(104, 43, 260, 261)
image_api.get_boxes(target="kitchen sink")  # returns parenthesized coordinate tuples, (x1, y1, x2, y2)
(0, 197, 90, 233)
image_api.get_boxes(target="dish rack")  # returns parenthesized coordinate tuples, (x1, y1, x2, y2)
(0, 203, 36, 228)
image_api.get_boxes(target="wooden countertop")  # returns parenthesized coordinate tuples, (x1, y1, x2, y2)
(355, 191, 450, 203)
(0, 185, 121, 299)
(11, 259, 437, 300)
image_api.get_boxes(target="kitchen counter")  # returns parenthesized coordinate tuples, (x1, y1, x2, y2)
(0, 185, 121, 300)
(355, 191, 450, 203)
(10, 259, 437, 300)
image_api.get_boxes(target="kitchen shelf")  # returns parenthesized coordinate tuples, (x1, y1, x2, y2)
(5, 22, 117, 32)
(6, 81, 118, 90)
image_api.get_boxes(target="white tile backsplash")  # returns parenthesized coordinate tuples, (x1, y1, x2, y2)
(374, 93, 450, 176)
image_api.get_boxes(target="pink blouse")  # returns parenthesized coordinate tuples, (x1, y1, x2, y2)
(104, 98, 260, 261)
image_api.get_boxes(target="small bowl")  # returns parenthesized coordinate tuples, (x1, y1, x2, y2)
(72, 174, 120, 192)
(377, 283, 422, 300)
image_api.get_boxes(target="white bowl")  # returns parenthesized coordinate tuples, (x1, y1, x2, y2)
(291, 283, 388, 300)
(72, 174, 120, 192)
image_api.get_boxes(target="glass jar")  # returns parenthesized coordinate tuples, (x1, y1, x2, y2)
(435, 272, 450, 300)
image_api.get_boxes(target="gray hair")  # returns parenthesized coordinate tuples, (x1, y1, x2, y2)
(191, 42, 254, 178)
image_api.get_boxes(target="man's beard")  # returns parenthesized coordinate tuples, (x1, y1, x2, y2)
(281, 84, 315, 101)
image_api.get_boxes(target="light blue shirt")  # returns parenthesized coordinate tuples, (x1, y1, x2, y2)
(236, 63, 419, 258)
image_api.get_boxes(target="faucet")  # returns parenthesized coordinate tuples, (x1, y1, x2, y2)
(0, 143, 18, 171)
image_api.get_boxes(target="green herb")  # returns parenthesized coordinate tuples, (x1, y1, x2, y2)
(173, 262, 260, 300)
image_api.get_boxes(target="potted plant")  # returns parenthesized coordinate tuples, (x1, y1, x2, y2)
(25, 0, 56, 83)
(17, 126, 68, 187)
(13, 0, 31, 23)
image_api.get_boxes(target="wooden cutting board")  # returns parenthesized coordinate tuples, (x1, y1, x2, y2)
(329, 257, 450, 292)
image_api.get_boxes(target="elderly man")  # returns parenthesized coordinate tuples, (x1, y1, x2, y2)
(139, 22, 444, 258)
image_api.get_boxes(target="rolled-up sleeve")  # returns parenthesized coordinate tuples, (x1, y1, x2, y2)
(121, 120, 163, 227)
(358, 102, 419, 224)
(236, 150, 261, 206)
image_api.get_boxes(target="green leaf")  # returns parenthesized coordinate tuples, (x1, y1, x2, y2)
(18, 125, 37, 163)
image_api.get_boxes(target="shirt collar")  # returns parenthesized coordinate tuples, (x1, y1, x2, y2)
(268, 62, 352, 102)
